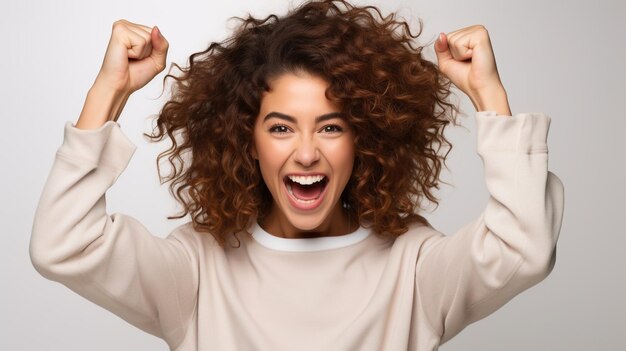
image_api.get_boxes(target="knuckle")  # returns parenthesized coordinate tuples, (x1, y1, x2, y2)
(112, 19, 127, 32)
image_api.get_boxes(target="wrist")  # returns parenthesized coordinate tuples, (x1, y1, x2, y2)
(469, 85, 511, 116)
(75, 84, 130, 130)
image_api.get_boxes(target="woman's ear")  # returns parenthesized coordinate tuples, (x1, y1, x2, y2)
(250, 143, 258, 160)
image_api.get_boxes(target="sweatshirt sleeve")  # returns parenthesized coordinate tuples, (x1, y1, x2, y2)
(415, 111, 565, 343)
(29, 121, 198, 349)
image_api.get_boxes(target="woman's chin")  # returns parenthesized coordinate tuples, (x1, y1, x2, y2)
(265, 196, 345, 237)
(284, 215, 329, 235)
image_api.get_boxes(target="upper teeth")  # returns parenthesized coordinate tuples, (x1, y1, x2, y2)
(288, 175, 325, 185)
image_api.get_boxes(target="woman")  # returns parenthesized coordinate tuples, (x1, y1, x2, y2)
(30, 0, 564, 350)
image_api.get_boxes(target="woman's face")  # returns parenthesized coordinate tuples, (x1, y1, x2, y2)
(252, 72, 355, 238)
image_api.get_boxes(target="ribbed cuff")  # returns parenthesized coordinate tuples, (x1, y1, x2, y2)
(476, 111, 551, 154)
(57, 120, 137, 171)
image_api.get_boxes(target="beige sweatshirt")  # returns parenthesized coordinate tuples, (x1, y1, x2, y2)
(30, 111, 565, 350)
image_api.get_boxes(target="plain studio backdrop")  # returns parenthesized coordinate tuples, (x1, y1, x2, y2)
(1, 0, 624, 349)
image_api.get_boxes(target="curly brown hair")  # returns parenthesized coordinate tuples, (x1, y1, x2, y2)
(145, 0, 459, 247)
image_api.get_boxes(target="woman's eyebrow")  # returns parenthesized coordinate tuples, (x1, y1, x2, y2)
(263, 111, 344, 123)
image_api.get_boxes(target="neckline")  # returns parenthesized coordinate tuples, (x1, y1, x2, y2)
(251, 223, 372, 252)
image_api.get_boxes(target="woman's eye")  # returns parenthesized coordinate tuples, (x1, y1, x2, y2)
(269, 125, 290, 134)
(322, 125, 343, 133)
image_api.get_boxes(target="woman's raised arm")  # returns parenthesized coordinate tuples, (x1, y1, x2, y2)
(415, 25, 565, 342)
(29, 22, 196, 349)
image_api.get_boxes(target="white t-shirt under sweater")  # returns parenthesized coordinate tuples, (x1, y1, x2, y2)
(29, 111, 565, 350)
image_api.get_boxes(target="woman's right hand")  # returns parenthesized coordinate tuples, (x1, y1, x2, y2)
(95, 20, 169, 95)
(76, 20, 169, 129)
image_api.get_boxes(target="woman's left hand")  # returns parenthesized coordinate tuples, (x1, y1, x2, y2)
(435, 25, 512, 116)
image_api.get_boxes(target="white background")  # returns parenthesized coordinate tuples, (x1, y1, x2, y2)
(2, 0, 624, 349)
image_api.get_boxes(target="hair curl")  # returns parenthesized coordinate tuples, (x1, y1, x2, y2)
(145, 0, 459, 247)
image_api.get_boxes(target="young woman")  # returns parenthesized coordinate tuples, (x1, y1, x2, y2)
(30, 0, 564, 350)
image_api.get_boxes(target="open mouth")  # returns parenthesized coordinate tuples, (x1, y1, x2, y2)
(284, 174, 329, 205)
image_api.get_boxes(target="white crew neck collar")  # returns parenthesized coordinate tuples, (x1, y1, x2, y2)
(251, 223, 372, 252)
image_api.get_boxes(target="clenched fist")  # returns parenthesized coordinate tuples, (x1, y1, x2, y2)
(95, 19, 169, 95)
(435, 25, 511, 116)
(76, 20, 169, 129)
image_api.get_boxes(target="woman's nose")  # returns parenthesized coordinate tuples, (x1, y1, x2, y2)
(293, 137, 320, 167)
